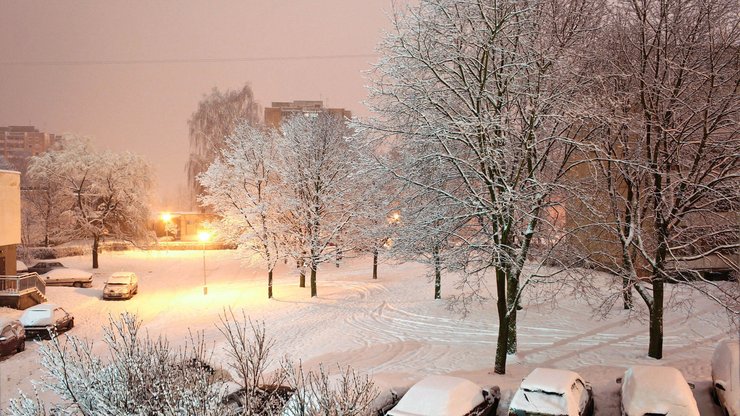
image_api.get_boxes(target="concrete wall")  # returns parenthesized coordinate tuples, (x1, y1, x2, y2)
(0, 170, 20, 275)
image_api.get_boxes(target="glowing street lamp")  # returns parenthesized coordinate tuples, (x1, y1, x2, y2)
(161, 212, 172, 239)
(198, 230, 211, 295)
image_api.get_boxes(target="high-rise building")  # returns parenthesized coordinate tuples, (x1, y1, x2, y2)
(264, 100, 352, 128)
(0, 126, 60, 177)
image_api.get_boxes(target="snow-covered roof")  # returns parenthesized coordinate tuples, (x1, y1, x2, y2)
(509, 368, 584, 416)
(45, 268, 91, 278)
(386, 375, 484, 416)
(621, 366, 699, 416)
(25, 303, 58, 311)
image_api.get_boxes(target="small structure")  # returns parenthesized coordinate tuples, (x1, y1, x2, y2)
(154, 211, 218, 242)
(0, 170, 47, 309)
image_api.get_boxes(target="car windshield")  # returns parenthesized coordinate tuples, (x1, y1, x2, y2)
(107, 277, 130, 284)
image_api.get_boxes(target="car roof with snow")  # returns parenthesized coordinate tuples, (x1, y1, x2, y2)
(43, 268, 91, 277)
(24, 303, 58, 312)
(387, 375, 484, 416)
(622, 366, 699, 416)
(509, 368, 585, 416)
(110, 272, 135, 277)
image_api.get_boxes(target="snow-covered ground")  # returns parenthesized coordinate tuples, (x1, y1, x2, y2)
(0, 250, 735, 415)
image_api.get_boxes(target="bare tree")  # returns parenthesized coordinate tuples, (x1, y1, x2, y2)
(199, 123, 285, 298)
(365, 0, 601, 373)
(187, 84, 261, 209)
(27, 137, 153, 268)
(586, 0, 740, 358)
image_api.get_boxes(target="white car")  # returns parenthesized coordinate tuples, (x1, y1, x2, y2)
(20, 303, 74, 339)
(619, 366, 699, 416)
(385, 375, 499, 416)
(508, 368, 594, 416)
(103, 272, 139, 300)
(40, 268, 93, 288)
(712, 339, 739, 416)
(15, 260, 28, 273)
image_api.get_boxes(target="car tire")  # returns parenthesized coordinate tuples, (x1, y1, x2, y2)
(73, 282, 82, 288)
(68, 319, 74, 330)
(17, 340, 25, 352)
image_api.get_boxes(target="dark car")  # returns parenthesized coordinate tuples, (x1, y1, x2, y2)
(19, 303, 74, 339)
(26, 261, 66, 275)
(0, 318, 26, 357)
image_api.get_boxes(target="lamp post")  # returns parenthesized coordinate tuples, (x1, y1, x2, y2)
(161, 212, 172, 239)
(198, 231, 211, 295)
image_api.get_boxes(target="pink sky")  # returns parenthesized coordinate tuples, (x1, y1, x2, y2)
(0, 1, 400, 208)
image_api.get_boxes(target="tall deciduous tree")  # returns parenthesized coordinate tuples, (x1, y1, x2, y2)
(278, 114, 364, 298)
(28, 137, 153, 269)
(187, 84, 260, 209)
(366, 0, 600, 373)
(199, 123, 284, 299)
(588, 0, 740, 358)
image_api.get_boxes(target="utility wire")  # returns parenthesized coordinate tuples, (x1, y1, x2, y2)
(0, 53, 378, 67)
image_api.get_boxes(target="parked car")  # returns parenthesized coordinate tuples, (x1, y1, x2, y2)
(26, 261, 66, 274)
(103, 272, 139, 300)
(712, 339, 739, 416)
(223, 383, 295, 415)
(40, 268, 93, 288)
(0, 318, 26, 357)
(20, 303, 74, 339)
(618, 365, 699, 416)
(508, 368, 594, 416)
(15, 260, 28, 273)
(385, 375, 500, 416)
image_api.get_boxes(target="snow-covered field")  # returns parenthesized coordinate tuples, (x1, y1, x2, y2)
(0, 250, 735, 415)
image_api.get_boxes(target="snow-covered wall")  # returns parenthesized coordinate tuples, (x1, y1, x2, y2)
(0, 170, 21, 246)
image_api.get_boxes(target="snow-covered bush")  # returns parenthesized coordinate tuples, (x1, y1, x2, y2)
(7, 313, 229, 416)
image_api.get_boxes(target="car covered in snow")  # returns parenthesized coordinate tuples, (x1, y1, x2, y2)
(103, 272, 139, 300)
(618, 365, 699, 416)
(712, 339, 739, 416)
(26, 261, 66, 275)
(39, 268, 93, 288)
(19, 303, 74, 339)
(508, 368, 594, 416)
(15, 260, 28, 273)
(384, 375, 500, 416)
(0, 318, 26, 357)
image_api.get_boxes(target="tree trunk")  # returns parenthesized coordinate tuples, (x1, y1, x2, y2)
(494, 268, 509, 374)
(506, 270, 518, 354)
(92, 236, 99, 269)
(310, 262, 317, 297)
(622, 276, 633, 310)
(372, 248, 378, 280)
(298, 259, 305, 288)
(648, 277, 664, 359)
(268, 269, 273, 299)
(433, 244, 441, 300)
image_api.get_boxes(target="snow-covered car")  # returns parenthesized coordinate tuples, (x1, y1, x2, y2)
(385, 375, 500, 416)
(103, 272, 139, 300)
(26, 261, 66, 274)
(20, 303, 74, 339)
(15, 260, 28, 273)
(508, 368, 594, 416)
(0, 318, 26, 357)
(618, 365, 699, 416)
(712, 339, 739, 416)
(40, 268, 93, 288)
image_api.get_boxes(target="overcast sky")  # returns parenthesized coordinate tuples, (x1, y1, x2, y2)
(0, 1, 400, 209)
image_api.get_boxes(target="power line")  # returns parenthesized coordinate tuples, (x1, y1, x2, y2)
(0, 53, 378, 67)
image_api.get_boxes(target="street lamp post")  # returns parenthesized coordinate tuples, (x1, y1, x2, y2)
(198, 231, 211, 295)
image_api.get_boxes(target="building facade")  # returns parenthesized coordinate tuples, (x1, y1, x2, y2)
(0, 126, 60, 177)
(264, 100, 352, 128)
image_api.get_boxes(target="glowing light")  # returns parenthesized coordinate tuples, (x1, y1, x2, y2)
(161, 212, 172, 222)
(198, 231, 211, 243)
